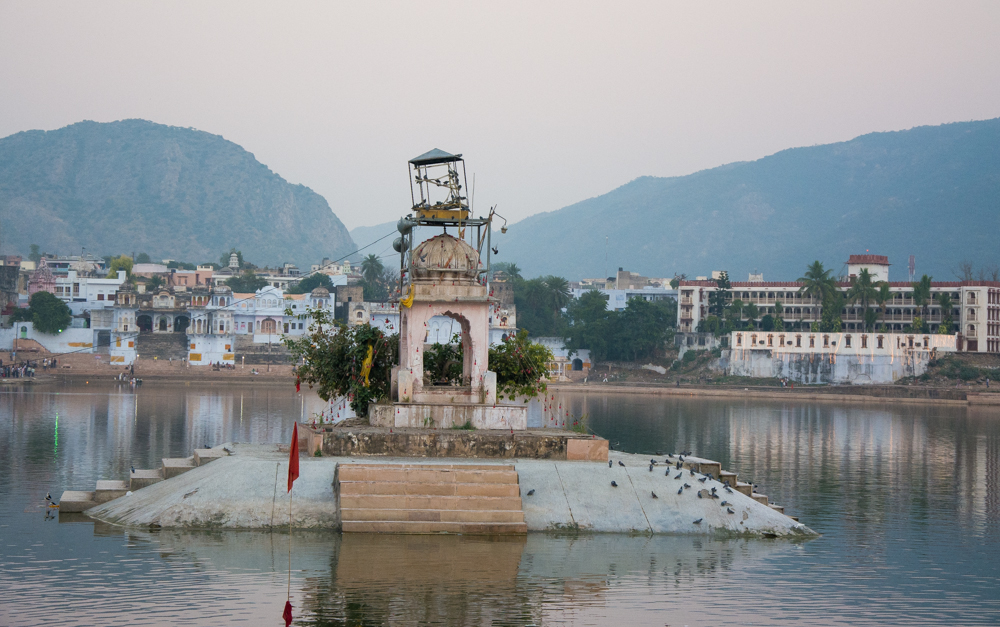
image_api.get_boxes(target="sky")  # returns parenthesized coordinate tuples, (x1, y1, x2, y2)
(2, 1, 1000, 234)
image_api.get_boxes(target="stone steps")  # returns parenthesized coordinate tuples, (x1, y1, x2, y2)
(752, 493, 769, 505)
(60, 446, 229, 513)
(736, 481, 753, 497)
(338, 463, 526, 535)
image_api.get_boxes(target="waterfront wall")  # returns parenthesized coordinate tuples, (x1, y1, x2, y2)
(0, 323, 96, 354)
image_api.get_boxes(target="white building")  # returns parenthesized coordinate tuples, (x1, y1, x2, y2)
(569, 286, 677, 312)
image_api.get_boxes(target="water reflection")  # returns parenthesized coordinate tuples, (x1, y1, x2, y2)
(1, 384, 999, 625)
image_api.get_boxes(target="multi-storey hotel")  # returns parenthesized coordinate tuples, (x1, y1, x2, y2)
(678, 255, 999, 354)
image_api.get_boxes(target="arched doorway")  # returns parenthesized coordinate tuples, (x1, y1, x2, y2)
(174, 316, 190, 333)
(97, 330, 111, 349)
(158, 316, 169, 332)
(137, 315, 153, 333)
(261, 318, 277, 334)
(572, 358, 583, 371)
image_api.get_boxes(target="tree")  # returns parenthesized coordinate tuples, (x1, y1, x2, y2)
(488, 330, 553, 400)
(875, 282, 892, 323)
(106, 255, 134, 279)
(760, 314, 775, 332)
(220, 249, 246, 269)
(361, 254, 384, 285)
(564, 290, 612, 361)
(847, 268, 879, 331)
(744, 302, 759, 330)
(669, 273, 687, 290)
(773, 301, 784, 331)
(167, 260, 197, 270)
(798, 261, 836, 323)
(514, 275, 570, 337)
(709, 271, 730, 318)
(25, 291, 72, 335)
(29, 244, 41, 264)
(936, 292, 954, 334)
(912, 274, 932, 320)
(492, 262, 521, 280)
(727, 298, 745, 331)
(286, 273, 335, 295)
(285, 308, 399, 417)
(146, 275, 165, 291)
(820, 291, 845, 332)
(618, 297, 671, 361)
(226, 270, 268, 293)
(135, 252, 152, 264)
(953, 261, 974, 281)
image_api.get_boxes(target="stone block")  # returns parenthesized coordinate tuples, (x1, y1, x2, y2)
(736, 482, 753, 496)
(341, 520, 527, 534)
(194, 448, 226, 466)
(752, 493, 769, 505)
(161, 457, 196, 479)
(59, 491, 96, 513)
(94, 480, 129, 503)
(129, 469, 163, 490)
(566, 438, 609, 462)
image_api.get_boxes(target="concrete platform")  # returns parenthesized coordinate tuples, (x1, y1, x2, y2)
(129, 469, 163, 490)
(193, 448, 226, 466)
(83, 443, 816, 537)
(370, 402, 528, 430)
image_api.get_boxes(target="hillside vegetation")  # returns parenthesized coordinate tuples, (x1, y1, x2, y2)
(496, 118, 1000, 281)
(0, 119, 355, 267)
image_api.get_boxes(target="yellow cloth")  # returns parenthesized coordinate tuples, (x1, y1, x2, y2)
(400, 284, 415, 308)
(360, 345, 374, 387)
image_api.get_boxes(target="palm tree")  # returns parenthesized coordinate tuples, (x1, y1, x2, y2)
(912, 274, 933, 330)
(361, 254, 384, 286)
(728, 298, 744, 330)
(745, 302, 759, 330)
(935, 292, 954, 333)
(847, 268, 879, 331)
(541, 276, 570, 311)
(875, 282, 892, 329)
(798, 261, 836, 326)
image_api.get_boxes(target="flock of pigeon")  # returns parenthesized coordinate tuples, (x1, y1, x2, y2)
(513, 452, 764, 531)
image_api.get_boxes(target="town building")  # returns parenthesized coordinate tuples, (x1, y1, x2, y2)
(677, 254, 999, 353)
(569, 267, 677, 312)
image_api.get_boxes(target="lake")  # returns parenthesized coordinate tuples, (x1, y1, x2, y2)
(1, 381, 998, 626)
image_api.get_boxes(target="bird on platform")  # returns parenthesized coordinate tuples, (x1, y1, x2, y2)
(720, 501, 729, 507)
(724, 486, 733, 494)
(689, 469, 696, 477)
(611, 481, 618, 488)
(674, 473, 682, 480)
(697, 491, 703, 499)
(675, 461, 682, 470)
(665, 469, 671, 477)
(651, 491, 658, 499)
(677, 486, 684, 495)
(130, 466, 135, 474)
(710, 487, 717, 494)
(650, 459, 657, 465)
(678, 455, 685, 462)
(683, 483, 691, 489)
(618, 461, 625, 467)
(711, 493, 720, 499)
(693, 518, 702, 524)
(223, 447, 233, 455)
(727, 508, 735, 515)
(526, 489, 535, 496)
(609, 460, 613, 468)
(649, 464, 654, 472)
(698, 476, 708, 483)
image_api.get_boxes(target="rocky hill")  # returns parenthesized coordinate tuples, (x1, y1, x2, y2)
(494, 118, 1000, 281)
(0, 119, 355, 268)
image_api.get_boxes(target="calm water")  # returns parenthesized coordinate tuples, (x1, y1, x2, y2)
(1, 382, 999, 626)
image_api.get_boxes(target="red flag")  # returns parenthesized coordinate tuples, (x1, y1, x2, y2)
(288, 422, 299, 492)
(283, 600, 293, 626)
(295, 377, 300, 393)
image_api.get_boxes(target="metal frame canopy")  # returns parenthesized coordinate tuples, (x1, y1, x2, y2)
(395, 149, 499, 300)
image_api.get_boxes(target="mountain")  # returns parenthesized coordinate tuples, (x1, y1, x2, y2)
(0, 119, 355, 268)
(494, 118, 1000, 282)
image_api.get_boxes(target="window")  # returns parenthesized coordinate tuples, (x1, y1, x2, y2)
(923, 336, 929, 348)
(796, 335, 801, 348)
(809, 336, 815, 348)
(844, 335, 852, 348)
(736, 333, 742, 346)
(357, 311, 364, 319)
(861, 335, 867, 349)
(823, 335, 829, 348)
(767, 334, 773, 347)
(877, 335, 884, 349)
(97, 293, 104, 301)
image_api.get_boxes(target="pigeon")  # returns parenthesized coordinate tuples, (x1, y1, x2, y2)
(697, 491, 703, 499)
(698, 476, 708, 483)
(724, 486, 733, 494)
(611, 481, 618, 487)
(492, 246, 499, 255)
(710, 487, 717, 494)
(223, 447, 233, 455)
(609, 460, 613, 468)
(683, 483, 691, 489)
(675, 461, 682, 470)
(720, 501, 729, 507)
(130, 466, 135, 474)
(526, 489, 535, 496)
(689, 469, 696, 477)
(618, 461, 626, 467)
(651, 491, 658, 499)
(711, 493, 720, 499)
(649, 464, 654, 472)
(677, 486, 684, 495)
(693, 518, 703, 524)
(674, 473, 682, 480)
(727, 508, 735, 515)
(665, 469, 671, 476)
(650, 459, 658, 466)
(678, 455, 685, 462)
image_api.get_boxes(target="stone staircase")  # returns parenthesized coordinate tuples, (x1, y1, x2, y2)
(59, 447, 227, 512)
(135, 332, 190, 361)
(673, 455, 792, 520)
(338, 463, 527, 534)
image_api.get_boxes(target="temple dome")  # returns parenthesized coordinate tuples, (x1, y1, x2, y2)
(412, 234, 481, 280)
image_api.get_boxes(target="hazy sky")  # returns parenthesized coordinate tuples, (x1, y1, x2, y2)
(2, 1, 1000, 234)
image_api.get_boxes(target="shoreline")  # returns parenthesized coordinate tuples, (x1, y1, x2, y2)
(549, 382, 1000, 406)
